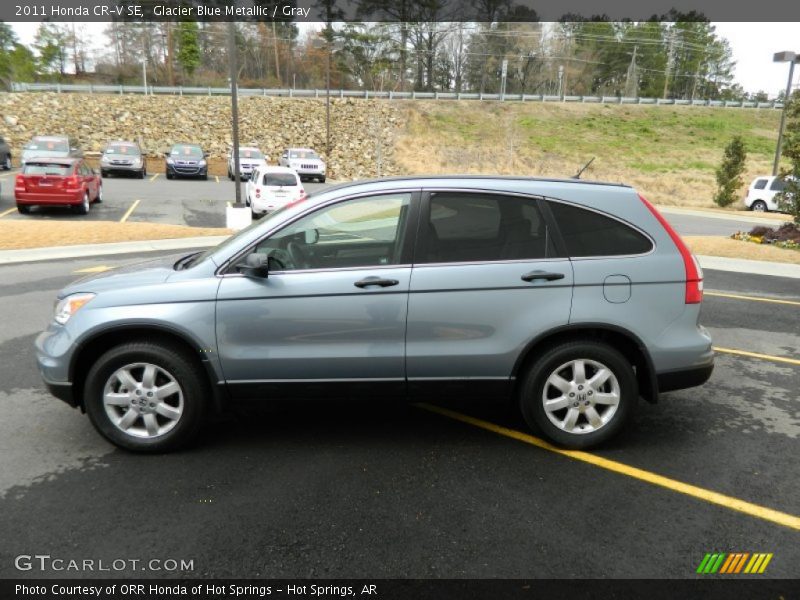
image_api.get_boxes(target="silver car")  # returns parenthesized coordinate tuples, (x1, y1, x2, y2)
(278, 147, 326, 183)
(21, 135, 82, 168)
(35, 176, 713, 452)
(100, 140, 146, 179)
(227, 146, 268, 181)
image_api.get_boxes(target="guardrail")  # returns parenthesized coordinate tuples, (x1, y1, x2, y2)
(9, 82, 783, 109)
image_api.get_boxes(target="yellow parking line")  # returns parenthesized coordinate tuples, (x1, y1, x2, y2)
(73, 265, 113, 274)
(215, 176, 220, 184)
(0, 207, 16, 218)
(149, 173, 159, 182)
(713, 346, 800, 367)
(415, 403, 800, 531)
(706, 291, 800, 307)
(119, 199, 141, 223)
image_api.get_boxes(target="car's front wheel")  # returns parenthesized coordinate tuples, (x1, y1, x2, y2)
(519, 340, 637, 449)
(84, 341, 208, 453)
(74, 192, 90, 215)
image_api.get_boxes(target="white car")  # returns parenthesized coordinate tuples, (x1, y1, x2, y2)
(744, 176, 792, 212)
(248, 166, 307, 218)
(227, 146, 268, 181)
(278, 147, 326, 182)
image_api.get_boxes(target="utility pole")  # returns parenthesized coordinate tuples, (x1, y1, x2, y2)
(625, 45, 638, 98)
(663, 29, 677, 99)
(228, 21, 243, 208)
(773, 51, 799, 176)
(500, 59, 508, 99)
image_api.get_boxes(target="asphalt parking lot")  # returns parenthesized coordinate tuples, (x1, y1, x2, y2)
(0, 251, 797, 579)
(0, 169, 778, 236)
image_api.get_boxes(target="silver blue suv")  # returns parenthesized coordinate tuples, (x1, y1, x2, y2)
(35, 177, 713, 452)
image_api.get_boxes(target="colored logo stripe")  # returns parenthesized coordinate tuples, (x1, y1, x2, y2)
(697, 553, 773, 574)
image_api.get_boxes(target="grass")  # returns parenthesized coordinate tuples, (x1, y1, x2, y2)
(395, 101, 783, 208)
(0, 221, 230, 250)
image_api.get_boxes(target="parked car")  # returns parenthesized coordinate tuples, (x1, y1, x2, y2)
(20, 135, 82, 168)
(744, 175, 793, 212)
(227, 146, 268, 181)
(35, 176, 713, 453)
(15, 157, 102, 215)
(248, 166, 306, 218)
(100, 141, 146, 179)
(164, 143, 208, 180)
(278, 147, 326, 182)
(0, 135, 12, 170)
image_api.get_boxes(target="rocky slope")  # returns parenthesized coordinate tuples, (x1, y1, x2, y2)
(0, 92, 402, 179)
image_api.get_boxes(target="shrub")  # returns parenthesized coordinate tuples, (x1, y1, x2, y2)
(777, 91, 800, 223)
(713, 136, 746, 207)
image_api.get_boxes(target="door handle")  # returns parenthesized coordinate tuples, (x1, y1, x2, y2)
(521, 270, 565, 282)
(354, 277, 399, 288)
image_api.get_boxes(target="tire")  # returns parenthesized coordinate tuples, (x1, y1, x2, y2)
(94, 184, 103, 203)
(16, 203, 30, 214)
(4, 154, 12, 170)
(138, 169, 146, 179)
(319, 176, 326, 183)
(751, 200, 768, 212)
(228, 168, 234, 181)
(100, 169, 109, 178)
(74, 192, 90, 215)
(166, 170, 173, 180)
(83, 341, 208, 453)
(519, 340, 637, 449)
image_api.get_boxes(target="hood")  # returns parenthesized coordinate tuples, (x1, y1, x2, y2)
(60, 252, 191, 297)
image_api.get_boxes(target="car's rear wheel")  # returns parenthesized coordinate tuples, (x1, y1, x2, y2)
(84, 341, 208, 453)
(101, 169, 109, 178)
(519, 341, 637, 449)
(751, 200, 768, 212)
(74, 192, 90, 215)
(16, 203, 30, 214)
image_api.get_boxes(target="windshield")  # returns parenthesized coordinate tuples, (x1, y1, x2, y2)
(171, 145, 203, 158)
(289, 150, 319, 160)
(105, 144, 140, 156)
(237, 149, 264, 160)
(23, 163, 73, 175)
(25, 139, 68, 152)
(264, 173, 298, 186)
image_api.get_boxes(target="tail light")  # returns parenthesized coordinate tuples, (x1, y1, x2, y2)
(65, 175, 80, 188)
(15, 174, 25, 190)
(297, 188, 307, 200)
(255, 188, 261, 198)
(639, 194, 703, 304)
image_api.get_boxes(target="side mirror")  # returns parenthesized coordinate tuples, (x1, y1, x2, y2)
(164, 152, 170, 158)
(304, 229, 319, 244)
(238, 253, 269, 278)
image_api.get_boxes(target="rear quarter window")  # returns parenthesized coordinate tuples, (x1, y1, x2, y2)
(753, 179, 768, 190)
(547, 200, 653, 257)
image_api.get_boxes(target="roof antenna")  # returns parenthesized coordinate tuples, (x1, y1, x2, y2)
(573, 157, 595, 179)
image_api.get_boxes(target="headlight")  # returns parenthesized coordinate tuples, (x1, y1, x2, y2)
(166, 157, 174, 165)
(101, 156, 110, 163)
(54, 293, 95, 325)
(199, 159, 207, 167)
(132, 157, 142, 167)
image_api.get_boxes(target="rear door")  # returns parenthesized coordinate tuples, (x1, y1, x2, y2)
(406, 190, 574, 396)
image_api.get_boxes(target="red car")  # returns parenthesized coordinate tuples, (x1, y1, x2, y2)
(15, 157, 103, 215)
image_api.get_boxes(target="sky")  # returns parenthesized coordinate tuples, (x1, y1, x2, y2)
(10, 21, 800, 97)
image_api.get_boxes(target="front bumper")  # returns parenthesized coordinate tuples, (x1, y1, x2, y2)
(36, 327, 79, 408)
(44, 379, 78, 407)
(167, 164, 207, 177)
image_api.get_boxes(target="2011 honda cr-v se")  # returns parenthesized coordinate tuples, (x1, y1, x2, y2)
(35, 176, 714, 452)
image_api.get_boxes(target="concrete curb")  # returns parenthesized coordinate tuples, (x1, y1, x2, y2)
(696, 255, 800, 280)
(655, 205, 787, 227)
(0, 236, 228, 265)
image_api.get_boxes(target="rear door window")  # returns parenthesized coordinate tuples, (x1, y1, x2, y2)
(417, 192, 557, 263)
(546, 200, 653, 257)
(753, 179, 768, 190)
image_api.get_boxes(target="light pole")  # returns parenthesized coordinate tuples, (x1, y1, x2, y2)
(773, 51, 799, 176)
(228, 21, 243, 208)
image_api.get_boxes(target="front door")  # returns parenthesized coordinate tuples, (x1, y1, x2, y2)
(216, 191, 419, 399)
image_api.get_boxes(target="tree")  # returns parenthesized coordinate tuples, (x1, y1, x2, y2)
(0, 21, 40, 88)
(34, 23, 69, 77)
(713, 136, 747, 207)
(176, 21, 201, 77)
(777, 91, 800, 223)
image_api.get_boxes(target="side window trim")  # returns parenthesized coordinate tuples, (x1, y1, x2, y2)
(220, 189, 422, 276)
